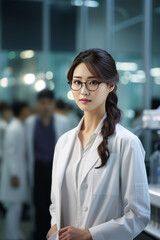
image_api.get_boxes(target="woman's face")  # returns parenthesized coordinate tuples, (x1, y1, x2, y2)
(72, 62, 114, 113)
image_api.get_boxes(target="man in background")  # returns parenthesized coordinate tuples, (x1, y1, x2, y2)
(25, 89, 71, 240)
(0, 102, 13, 216)
(0, 101, 30, 240)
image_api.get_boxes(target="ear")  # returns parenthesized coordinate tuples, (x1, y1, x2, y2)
(108, 83, 115, 93)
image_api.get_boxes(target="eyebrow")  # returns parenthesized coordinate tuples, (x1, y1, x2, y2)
(72, 76, 97, 79)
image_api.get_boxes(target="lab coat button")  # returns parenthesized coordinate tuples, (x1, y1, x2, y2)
(83, 206, 88, 212)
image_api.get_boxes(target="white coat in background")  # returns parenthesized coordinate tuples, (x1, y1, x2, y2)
(25, 113, 71, 188)
(0, 119, 8, 160)
(0, 118, 27, 203)
(0, 119, 8, 193)
(50, 121, 150, 240)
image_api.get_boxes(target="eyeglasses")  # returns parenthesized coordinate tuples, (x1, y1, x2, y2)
(68, 80, 103, 91)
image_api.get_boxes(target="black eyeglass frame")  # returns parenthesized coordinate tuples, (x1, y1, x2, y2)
(68, 80, 103, 92)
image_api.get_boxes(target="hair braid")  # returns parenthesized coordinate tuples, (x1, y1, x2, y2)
(97, 87, 121, 168)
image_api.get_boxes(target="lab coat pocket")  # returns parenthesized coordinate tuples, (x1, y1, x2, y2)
(93, 153, 119, 196)
(47, 231, 58, 240)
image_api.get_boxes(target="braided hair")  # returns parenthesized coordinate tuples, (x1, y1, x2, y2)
(67, 48, 121, 168)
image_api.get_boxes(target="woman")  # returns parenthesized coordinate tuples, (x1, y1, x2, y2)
(47, 48, 150, 240)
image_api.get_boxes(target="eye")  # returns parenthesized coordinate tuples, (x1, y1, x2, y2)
(73, 80, 82, 85)
(88, 80, 99, 85)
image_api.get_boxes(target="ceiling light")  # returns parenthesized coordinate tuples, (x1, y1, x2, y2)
(67, 90, 74, 100)
(34, 80, 46, 92)
(20, 50, 35, 59)
(23, 74, 36, 85)
(116, 62, 138, 71)
(46, 71, 54, 80)
(0, 78, 8, 87)
(84, 0, 99, 7)
(150, 68, 160, 77)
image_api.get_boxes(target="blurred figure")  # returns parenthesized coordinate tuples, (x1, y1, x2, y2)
(25, 89, 71, 240)
(0, 102, 13, 216)
(0, 102, 13, 162)
(0, 101, 30, 240)
(55, 99, 80, 128)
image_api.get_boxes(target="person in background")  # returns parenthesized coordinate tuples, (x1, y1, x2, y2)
(0, 101, 30, 240)
(54, 99, 80, 128)
(47, 49, 150, 240)
(0, 102, 13, 162)
(25, 89, 71, 240)
(0, 102, 13, 216)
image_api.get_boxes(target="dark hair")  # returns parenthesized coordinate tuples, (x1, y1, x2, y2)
(12, 101, 29, 117)
(0, 102, 11, 113)
(37, 89, 54, 100)
(67, 48, 121, 168)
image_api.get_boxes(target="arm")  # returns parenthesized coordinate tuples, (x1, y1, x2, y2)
(89, 136, 150, 240)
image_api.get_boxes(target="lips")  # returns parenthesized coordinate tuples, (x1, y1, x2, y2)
(79, 98, 92, 103)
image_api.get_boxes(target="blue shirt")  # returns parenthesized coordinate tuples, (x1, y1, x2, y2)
(34, 116, 56, 162)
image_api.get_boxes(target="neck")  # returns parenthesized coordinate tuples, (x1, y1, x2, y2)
(82, 108, 106, 133)
(40, 115, 52, 125)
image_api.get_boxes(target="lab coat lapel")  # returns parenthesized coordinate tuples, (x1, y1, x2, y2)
(57, 131, 76, 189)
(80, 133, 103, 186)
(56, 116, 84, 189)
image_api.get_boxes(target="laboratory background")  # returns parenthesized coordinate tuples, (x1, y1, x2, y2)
(0, 0, 160, 240)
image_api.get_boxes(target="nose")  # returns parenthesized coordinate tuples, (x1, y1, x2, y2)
(80, 83, 89, 95)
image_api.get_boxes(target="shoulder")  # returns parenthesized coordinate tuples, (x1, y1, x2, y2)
(53, 113, 70, 124)
(0, 120, 7, 129)
(25, 115, 36, 126)
(55, 127, 77, 149)
(114, 123, 144, 154)
(6, 119, 21, 134)
(115, 123, 138, 140)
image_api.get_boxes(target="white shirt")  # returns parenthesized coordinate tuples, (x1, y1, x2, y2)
(61, 115, 106, 228)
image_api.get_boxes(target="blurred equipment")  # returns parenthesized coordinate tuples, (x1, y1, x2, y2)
(142, 109, 160, 239)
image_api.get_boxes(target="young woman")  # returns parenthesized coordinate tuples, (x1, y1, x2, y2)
(47, 48, 150, 240)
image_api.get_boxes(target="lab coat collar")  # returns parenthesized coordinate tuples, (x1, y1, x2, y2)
(75, 113, 107, 136)
(57, 114, 106, 190)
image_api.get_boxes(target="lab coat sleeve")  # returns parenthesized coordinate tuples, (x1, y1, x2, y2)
(49, 142, 59, 227)
(5, 127, 20, 176)
(89, 136, 150, 240)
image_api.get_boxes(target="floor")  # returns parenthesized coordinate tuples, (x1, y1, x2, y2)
(0, 204, 32, 240)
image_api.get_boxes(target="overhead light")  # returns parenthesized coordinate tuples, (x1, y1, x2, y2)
(154, 77, 160, 85)
(130, 74, 145, 83)
(0, 78, 8, 87)
(46, 71, 54, 80)
(48, 81, 55, 90)
(120, 76, 129, 85)
(71, 0, 99, 7)
(136, 70, 145, 78)
(20, 50, 35, 59)
(34, 80, 46, 92)
(23, 73, 35, 85)
(8, 51, 16, 60)
(116, 62, 138, 71)
(38, 72, 45, 80)
(71, 0, 83, 6)
(67, 90, 74, 100)
(150, 68, 160, 77)
(84, 0, 99, 7)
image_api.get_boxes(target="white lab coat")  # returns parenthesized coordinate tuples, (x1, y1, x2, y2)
(49, 120, 150, 240)
(0, 119, 8, 194)
(0, 118, 27, 203)
(25, 113, 71, 188)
